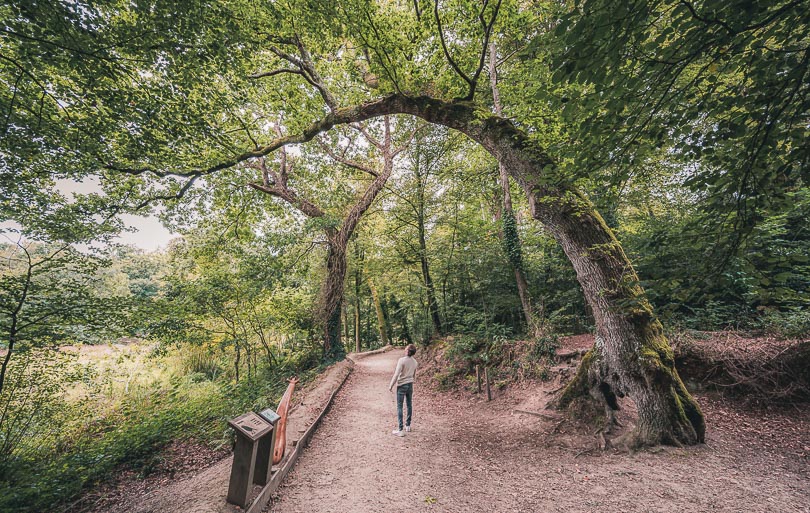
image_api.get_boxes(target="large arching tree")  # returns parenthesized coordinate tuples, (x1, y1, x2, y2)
(0, 0, 720, 445)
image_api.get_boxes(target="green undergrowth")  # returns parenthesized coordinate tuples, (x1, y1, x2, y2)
(0, 344, 325, 513)
(430, 331, 561, 392)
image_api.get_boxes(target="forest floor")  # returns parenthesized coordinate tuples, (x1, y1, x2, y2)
(269, 344, 808, 513)
(80, 335, 809, 513)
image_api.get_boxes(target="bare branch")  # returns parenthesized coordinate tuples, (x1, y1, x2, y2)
(266, 37, 338, 112)
(433, 0, 502, 101)
(349, 122, 383, 149)
(433, 0, 474, 91)
(249, 68, 306, 80)
(393, 126, 418, 157)
(467, 0, 503, 101)
(248, 181, 326, 218)
(133, 175, 200, 211)
(317, 137, 379, 176)
(293, 36, 339, 111)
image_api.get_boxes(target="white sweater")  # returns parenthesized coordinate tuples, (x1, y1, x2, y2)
(389, 356, 418, 390)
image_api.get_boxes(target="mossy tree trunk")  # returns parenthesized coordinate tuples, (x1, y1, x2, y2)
(320, 233, 347, 359)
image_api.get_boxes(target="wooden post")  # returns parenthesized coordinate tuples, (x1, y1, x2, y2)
(227, 413, 273, 508)
(254, 408, 281, 486)
(484, 366, 492, 401)
(253, 426, 275, 486)
(475, 365, 482, 393)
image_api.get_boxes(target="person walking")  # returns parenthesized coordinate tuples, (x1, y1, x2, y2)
(389, 344, 418, 436)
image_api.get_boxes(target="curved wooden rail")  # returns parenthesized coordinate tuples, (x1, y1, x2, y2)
(273, 377, 299, 465)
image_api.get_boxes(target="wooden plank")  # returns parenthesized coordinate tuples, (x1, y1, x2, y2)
(253, 426, 275, 486)
(227, 435, 259, 508)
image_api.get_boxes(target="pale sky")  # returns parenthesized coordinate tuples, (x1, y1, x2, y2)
(61, 177, 179, 251)
(1, 177, 178, 253)
(116, 214, 178, 252)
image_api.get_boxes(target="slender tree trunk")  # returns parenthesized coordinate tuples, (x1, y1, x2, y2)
(414, 158, 443, 337)
(354, 303, 361, 352)
(354, 240, 363, 353)
(234, 340, 240, 383)
(342, 301, 349, 341)
(418, 227, 442, 338)
(368, 278, 389, 345)
(489, 42, 539, 337)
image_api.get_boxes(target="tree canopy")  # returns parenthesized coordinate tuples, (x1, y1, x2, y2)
(2, 0, 808, 451)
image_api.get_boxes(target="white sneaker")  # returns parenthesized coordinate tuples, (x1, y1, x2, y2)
(392, 429, 405, 437)
(405, 426, 411, 432)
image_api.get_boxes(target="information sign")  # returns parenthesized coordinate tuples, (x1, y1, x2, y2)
(228, 412, 272, 441)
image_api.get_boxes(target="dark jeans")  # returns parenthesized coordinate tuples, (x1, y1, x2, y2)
(396, 382, 413, 431)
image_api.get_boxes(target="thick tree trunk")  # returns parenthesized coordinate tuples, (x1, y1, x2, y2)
(318, 235, 347, 359)
(524, 187, 704, 446)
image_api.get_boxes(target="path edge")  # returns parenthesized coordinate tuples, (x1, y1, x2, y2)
(245, 345, 391, 513)
(347, 344, 393, 362)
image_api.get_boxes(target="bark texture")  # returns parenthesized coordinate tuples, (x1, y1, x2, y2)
(320, 234, 347, 359)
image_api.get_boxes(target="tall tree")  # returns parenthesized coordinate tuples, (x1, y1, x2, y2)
(488, 41, 540, 336)
(0, 239, 122, 395)
(248, 117, 409, 357)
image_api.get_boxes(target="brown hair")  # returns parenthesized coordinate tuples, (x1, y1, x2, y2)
(406, 344, 416, 357)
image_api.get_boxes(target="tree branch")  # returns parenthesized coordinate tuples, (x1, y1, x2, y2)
(434, 0, 474, 91)
(317, 137, 379, 176)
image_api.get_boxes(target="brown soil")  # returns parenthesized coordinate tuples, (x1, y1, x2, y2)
(269, 347, 809, 513)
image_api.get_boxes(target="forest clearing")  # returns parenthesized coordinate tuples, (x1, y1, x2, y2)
(1, 0, 808, 512)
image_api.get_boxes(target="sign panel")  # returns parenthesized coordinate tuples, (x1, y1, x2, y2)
(228, 412, 272, 440)
(258, 408, 281, 424)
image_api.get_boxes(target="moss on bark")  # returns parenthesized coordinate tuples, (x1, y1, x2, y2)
(556, 349, 595, 409)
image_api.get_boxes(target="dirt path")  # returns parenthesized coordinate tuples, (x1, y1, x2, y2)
(270, 350, 808, 513)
